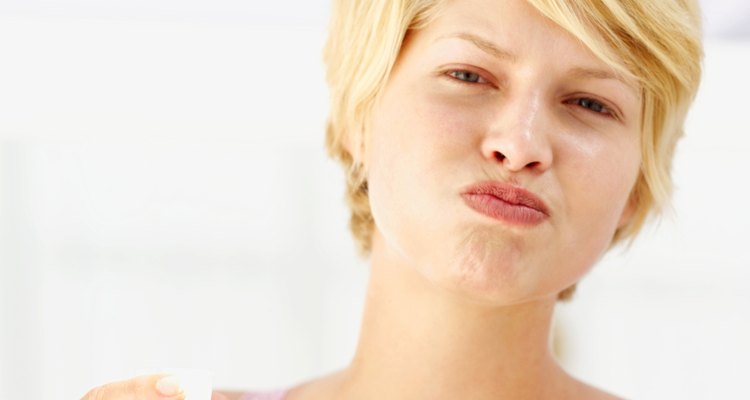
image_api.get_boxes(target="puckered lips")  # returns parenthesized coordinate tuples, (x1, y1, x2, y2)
(460, 181, 550, 226)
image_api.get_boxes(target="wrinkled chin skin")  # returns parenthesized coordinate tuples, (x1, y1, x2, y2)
(376, 212, 618, 308)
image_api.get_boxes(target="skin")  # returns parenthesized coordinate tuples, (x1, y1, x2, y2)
(81, 0, 642, 399)
(287, 0, 641, 398)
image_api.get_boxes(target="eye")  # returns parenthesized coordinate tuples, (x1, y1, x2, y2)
(447, 70, 487, 84)
(569, 97, 614, 117)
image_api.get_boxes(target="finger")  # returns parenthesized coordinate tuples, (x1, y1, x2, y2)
(80, 374, 185, 400)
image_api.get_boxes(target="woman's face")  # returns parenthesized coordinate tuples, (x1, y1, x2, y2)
(364, 0, 642, 305)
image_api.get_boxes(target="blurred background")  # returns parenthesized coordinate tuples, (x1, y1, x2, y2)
(0, 1, 748, 399)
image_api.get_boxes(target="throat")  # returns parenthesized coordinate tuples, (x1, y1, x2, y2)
(337, 232, 566, 399)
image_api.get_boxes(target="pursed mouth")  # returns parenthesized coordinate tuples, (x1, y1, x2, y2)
(461, 181, 549, 216)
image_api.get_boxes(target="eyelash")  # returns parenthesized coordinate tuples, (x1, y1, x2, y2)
(566, 97, 616, 119)
(445, 69, 619, 120)
(447, 69, 489, 85)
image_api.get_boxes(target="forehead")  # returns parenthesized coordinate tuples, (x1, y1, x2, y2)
(426, 0, 598, 62)
(407, 0, 638, 91)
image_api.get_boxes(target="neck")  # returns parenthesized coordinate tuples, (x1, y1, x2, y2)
(339, 231, 570, 400)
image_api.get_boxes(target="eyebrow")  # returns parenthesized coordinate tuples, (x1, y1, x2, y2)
(438, 32, 517, 62)
(438, 31, 637, 91)
(568, 67, 634, 90)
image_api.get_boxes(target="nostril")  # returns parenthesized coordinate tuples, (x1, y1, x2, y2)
(494, 151, 506, 162)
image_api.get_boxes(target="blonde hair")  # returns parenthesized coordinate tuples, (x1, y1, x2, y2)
(323, 0, 703, 301)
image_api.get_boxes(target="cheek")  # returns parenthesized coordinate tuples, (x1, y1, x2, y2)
(560, 132, 641, 239)
(384, 74, 496, 146)
(365, 89, 435, 253)
(368, 86, 489, 187)
(365, 84, 492, 259)
(418, 90, 497, 152)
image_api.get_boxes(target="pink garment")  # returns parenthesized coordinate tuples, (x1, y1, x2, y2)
(239, 389, 288, 400)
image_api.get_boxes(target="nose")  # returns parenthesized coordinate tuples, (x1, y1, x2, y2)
(480, 91, 553, 174)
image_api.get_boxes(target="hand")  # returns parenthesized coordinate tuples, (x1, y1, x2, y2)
(81, 374, 237, 400)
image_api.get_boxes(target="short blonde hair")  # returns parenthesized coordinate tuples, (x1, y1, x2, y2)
(323, 0, 703, 301)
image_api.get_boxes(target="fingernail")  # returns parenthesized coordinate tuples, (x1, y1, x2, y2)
(156, 375, 183, 396)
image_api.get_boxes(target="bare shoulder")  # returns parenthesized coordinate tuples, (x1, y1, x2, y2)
(283, 370, 348, 400)
(280, 370, 624, 400)
(569, 380, 624, 400)
(585, 386, 623, 400)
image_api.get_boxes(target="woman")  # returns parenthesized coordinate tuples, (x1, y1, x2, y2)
(81, 0, 702, 399)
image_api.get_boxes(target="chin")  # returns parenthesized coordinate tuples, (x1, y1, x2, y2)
(425, 229, 545, 306)
(434, 223, 599, 306)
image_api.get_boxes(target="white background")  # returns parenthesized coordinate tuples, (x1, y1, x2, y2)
(0, 1, 749, 399)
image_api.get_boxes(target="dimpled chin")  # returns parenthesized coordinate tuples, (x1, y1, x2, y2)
(436, 228, 532, 304)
